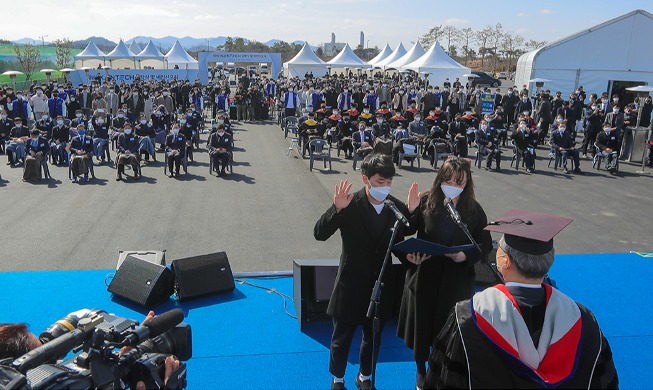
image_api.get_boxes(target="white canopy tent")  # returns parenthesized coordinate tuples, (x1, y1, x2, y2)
(164, 40, 199, 70)
(136, 40, 166, 69)
(515, 9, 653, 98)
(327, 43, 371, 69)
(367, 43, 393, 66)
(384, 42, 425, 70)
(105, 39, 138, 69)
(283, 43, 328, 79)
(402, 41, 470, 86)
(74, 41, 106, 69)
(374, 43, 407, 69)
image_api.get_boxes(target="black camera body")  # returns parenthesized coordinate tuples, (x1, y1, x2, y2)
(0, 310, 191, 390)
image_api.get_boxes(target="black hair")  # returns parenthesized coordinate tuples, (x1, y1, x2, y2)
(361, 153, 395, 179)
(0, 323, 33, 359)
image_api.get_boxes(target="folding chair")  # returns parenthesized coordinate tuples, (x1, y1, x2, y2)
(308, 139, 332, 172)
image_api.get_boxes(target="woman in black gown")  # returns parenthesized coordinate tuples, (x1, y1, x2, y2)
(397, 157, 492, 389)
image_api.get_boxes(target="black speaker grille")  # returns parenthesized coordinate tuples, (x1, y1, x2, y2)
(172, 252, 235, 300)
(108, 255, 174, 308)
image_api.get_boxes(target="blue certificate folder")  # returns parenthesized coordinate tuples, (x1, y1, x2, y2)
(393, 238, 476, 256)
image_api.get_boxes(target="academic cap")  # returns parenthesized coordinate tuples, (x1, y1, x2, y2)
(484, 209, 573, 255)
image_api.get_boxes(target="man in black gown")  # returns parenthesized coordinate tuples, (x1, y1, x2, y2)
(424, 210, 618, 389)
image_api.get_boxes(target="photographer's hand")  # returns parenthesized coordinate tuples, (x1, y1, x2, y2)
(134, 356, 180, 390)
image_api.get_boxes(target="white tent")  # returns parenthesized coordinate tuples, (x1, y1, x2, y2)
(74, 41, 106, 68)
(283, 43, 328, 79)
(327, 43, 371, 69)
(105, 39, 138, 69)
(515, 9, 653, 98)
(385, 42, 425, 70)
(374, 43, 407, 69)
(367, 44, 393, 66)
(136, 40, 166, 69)
(164, 40, 199, 69)
(402, 41, 470, 86)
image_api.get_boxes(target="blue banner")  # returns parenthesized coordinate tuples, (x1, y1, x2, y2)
(481, 93, 496, 115)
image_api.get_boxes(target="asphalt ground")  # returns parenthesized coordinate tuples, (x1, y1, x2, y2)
(0, 113, 651, 273)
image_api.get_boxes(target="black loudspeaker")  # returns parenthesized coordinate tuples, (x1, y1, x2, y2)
(171, 252, 235, 301)
(108, 255, 174, 309)
(293, 258, 405, 329)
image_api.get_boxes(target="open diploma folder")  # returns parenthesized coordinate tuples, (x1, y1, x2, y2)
(393, 238, 476, 256)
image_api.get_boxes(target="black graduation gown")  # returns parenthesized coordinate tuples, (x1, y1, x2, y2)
(424, 293, 619, 389)
(314, 189, 409, 323)
(397, 195, 491, 362)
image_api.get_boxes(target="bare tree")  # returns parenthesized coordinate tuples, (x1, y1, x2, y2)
(419, 25, 444, 48)
(53, 38, 73, 69)
(500, 32, 525, 72)
(490, 23, 504, 73)
(475, 25, 494, 70)
(13, 43, 42, 81)
(441, 26, 460, 53)
(525, 39, 548, 50)
(459, 27, 475, 66)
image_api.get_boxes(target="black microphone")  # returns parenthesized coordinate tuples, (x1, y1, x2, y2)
(384, 199, 410, 228)
(123, 308, 185, 347)
(443, 197, 462, 225)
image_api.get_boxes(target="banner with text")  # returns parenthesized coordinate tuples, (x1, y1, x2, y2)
(69, 69, 199, 86)
(197, 52, 282, 84)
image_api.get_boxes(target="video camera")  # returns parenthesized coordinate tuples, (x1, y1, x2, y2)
(0, 309, 191, 390)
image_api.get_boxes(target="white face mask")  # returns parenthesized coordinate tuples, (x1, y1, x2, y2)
(441, 184, 464, 200)
(57, 120, 64, 125)
(97, 120, 104, 124)
(217, 131, 225, 136)
(368, 183, 391, 202)
(140, 120, 147, 124)
(172, 128, 180, 134)
(124, 129, 132, 135)
(76, 113, 82, 118)
(481, 125, 487, 131)
(118, 114, 124, 118)
(559, 127, 566, 132)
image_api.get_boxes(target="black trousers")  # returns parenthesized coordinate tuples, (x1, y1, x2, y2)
(168, 153, 183, 173)
(329, 317, 385, 378)
(211, 151, 229, 170)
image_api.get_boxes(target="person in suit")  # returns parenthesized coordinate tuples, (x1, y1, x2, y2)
(512, 119, 537, 173)
(501, 88, 519, 128)
(22, 128, 49, 181)
(536, 93, 553, 145)
(105, 89, 119, 116)
(595, 123, 621, 173)
(116, 123, 140, 181)
(69, 125, 94, 182)
(582, 101, 605, 157)
(603, 104, 624, 140)
(314, 153, 419, 390)
(283, 86, 298, 118)
(448, 114, 467, 158)
(551, 120, 582, 174)
(135, 114, 157, 163)
(397, 157, 491, 390)
(475, 119, 502, 171)
(50, 115, 70, 165)
(79, 85, 93, 117)
(352, 122, 375, 160)
(91, 115, 111, 163)
(165, 123, 186, 178)
(424, 210, 618, 389)
(207, 124, 232, 177)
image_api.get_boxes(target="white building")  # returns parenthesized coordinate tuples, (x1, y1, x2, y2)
(515, 9, 653, 101)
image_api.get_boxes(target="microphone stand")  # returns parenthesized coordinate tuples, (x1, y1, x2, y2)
(451, 212, 504, 284)
(366, 218, 400, 389)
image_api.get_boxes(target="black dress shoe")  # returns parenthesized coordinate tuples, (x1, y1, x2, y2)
(355, 376, 373, 390)
(331, 380, 345, 390)
(116, 176, 123, 181)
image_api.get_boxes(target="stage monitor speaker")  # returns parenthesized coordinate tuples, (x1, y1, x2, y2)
(293, 258, 405, 329)
(108, 255, 174, 309)
(116, 250, 166, 270)
(171, 252, 235, 301)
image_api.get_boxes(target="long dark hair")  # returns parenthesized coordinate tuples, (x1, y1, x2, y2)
(424, 157, 477, 219)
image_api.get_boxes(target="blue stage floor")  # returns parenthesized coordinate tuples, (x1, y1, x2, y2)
(1, 252, 650, 389)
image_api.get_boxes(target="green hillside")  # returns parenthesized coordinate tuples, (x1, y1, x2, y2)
(0, 44, 82, 57)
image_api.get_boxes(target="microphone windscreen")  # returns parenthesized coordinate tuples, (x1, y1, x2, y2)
(145, 309, 184, 338)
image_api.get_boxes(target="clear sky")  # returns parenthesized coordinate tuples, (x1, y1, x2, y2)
(3, 1, 651, 49)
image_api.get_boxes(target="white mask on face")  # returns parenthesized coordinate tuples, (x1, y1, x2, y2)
(124, 129, 132, 135)
(368, 184, 391, 202)
(481, 125, 487, 131)
(57, 120, 63, 125)
(140, 120, 147, 124)
(441, 184, 464, 200)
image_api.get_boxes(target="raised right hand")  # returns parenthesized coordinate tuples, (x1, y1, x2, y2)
(334, 179, 353, 213)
